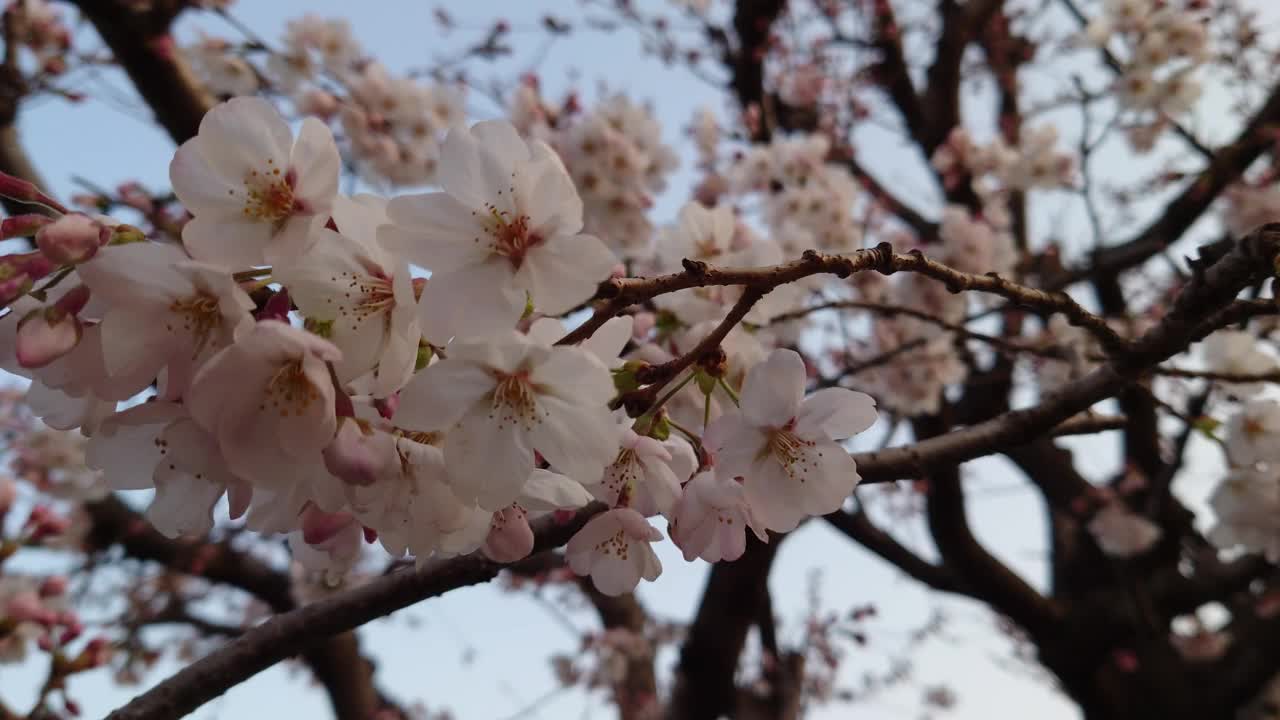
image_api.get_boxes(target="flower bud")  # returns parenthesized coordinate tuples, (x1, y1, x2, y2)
(39, 575, 67, 598)
(0, 250, 54, 305)
(0, 213, 53, 240)
(322, 420, 392, 487)
(482, 506, 534, 563)
(34, 213, 109, 264)
(16, 305, 81, 368)
(0, 171, 68, 214)
(299, 504, 357, 546)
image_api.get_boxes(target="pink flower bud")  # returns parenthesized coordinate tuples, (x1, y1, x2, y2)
(5, 591, 56, 626)
(39, 576, 68, 598)
(35, 214, 109, 265)
(16, 305, 81, 368)
(0, 250, 53, 305)
(482, 506, 534, 563)
(300, 504, 356, 546)
(374, 393, 399, 419)
(0, 171, 69, 214)
(0, 214, 53, 240)
(323, 420, 392, 486)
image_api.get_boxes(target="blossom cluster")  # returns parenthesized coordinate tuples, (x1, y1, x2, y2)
(0, 97, 879, 596)
(1082, 0, 1210, 143)
(189, 15, 467, 187)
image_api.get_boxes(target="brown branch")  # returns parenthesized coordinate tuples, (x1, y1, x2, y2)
(1050, 82, 1280, 288)
(559, 245, 1126, 354)
(726, 0, 788, 142)
(824, 508, 965, 593)
(866, 0, 928, 146)
(667, 534, 782, 720)
(85, 496, 389, 720)
(73, 0, 214, 144)
(103, 505, 604, 720)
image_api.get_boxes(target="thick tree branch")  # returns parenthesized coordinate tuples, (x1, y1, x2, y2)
(103, 506, 604, 720)
(824, 508, 965, 594)
(668, 534, 781, 720)
(85, 496, 389, 720)
(73, 0, 213, 144)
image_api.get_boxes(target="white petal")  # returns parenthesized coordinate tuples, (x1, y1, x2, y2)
(519, 469, 594, 511)
(516, 233, 616, 315)
(290, 117, 340, 214)
(393, 357, 494, 432)
(444, 402, 534, 510)
(741, 349, 805, 428)
(797, 388, 878, 440)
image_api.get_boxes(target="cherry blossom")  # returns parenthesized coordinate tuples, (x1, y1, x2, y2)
(275, 216, 419, 395)
(1087, 502, 1162, 558)
(587, 427, 691, 516)
(393, 330, 621, 510)
(566, 507, 664, 596)
(382, 120, 616, 341)
(706, 348, 877, 532)
(170, 96, 340, 267)
(77, 242, 255, 399)
(1225, 399, 1280, 468)
(669, 470, 768, 563)
(86, 400, 248, 538)
(186, 320, 345, 516)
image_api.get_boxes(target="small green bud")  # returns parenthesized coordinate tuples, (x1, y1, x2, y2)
(415, 342, 435, 371)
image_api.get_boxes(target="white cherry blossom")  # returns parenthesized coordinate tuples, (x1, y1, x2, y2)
(705, 348, 877, 532)
(1225, 399, 1280, 468)
(187, 320, 345, 514)
(86, 400, 248, 538)
(669, 470, 767, 563)
(588, 427, 689, 516)
(77, 242, 254, 399)
(394, 330, 621, 510)
(170, 96, 340, 268)
(566, 507, 663, 596)
(1087, 502, 1162, 558)
(275, 222, 419, 396)
(381, 120, 616, 342)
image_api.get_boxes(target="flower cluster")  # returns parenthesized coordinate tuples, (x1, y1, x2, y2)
(1082, 0, 1210, 139)
(0, 97, 879, 596)
(510, 86, 680, 259)
(187, 14, 467, 187)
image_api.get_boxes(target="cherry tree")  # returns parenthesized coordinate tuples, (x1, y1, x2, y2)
(3, 1, 1280, 719)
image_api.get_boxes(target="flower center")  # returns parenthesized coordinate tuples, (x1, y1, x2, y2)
(481, 206, 542, 269)
(240, 159, 299, 225)
(167, 292, 222, 358)
(262, 358, 321, 417)
(489, 371, 542, 431)
(595, 529, 631, 560)
(332, 270, 395, 324)
(761, 420, 820, 483)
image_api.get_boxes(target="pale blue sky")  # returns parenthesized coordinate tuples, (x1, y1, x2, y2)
(7, 1, 1276, 718)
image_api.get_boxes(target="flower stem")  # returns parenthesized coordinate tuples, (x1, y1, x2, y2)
(717, 377, 740, 406)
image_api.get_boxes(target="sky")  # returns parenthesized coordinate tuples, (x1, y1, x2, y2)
(5, 0, 1279, 718)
